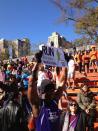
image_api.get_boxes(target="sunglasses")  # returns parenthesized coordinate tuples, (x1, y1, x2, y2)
(69, 103, 77, 107)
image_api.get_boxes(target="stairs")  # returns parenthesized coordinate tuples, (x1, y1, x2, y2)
(61, 71, 98, 129)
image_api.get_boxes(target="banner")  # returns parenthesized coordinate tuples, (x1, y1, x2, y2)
(41, 46, 67, 67)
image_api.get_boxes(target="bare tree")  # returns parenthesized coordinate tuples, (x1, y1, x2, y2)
(50, 0, 98, 43)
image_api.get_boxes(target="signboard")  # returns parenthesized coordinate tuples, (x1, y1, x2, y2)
(41, 46, 67, 67)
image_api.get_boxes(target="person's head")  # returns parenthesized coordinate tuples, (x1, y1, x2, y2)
(78, 50, 82, 54)
(33, 51, 43, 63)
(17, 70, 21, 75)
(7, 64, 11, 70)
(8, 91, 19, 101)
(38, 79, 56, 100)
(10, 74, 16, 83)
(81, 85, 89, 94)
(23, 69, 29, 75)
(91, 45, 96, 51)
(68, 99, 79, 114)
(85, 50, 88, 55)
(69, 55, 74, 60)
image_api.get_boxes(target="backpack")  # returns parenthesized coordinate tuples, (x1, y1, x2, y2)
(36, 100, 61, 131)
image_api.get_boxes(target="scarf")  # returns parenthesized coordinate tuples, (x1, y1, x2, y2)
(62, 111, 79, 131)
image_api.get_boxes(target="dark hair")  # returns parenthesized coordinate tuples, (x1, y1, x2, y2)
(34, 51, 43, 63)
(56, 67, 60, 75)
(68, 55, 74, 60)
(67, 99, 80, 113)
(10, 74, 16, 79)
(39, 79, 55, 94)
(68, 99, 78, 106)
(64, 52, 70, 62)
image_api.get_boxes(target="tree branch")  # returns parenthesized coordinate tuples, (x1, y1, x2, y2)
(50, 0, 67, 13)
(94, 0, 98, 3)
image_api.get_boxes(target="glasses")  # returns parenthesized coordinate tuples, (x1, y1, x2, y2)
(69, 103, 77, 107)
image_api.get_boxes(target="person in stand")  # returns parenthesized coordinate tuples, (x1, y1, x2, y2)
(21, 69, 30, 90)
(0, 67, 5, 83)
(60, 99, 87, 131)
(90, 45, 97, 72)
(27, 51, 67, 131)
(5, 64, 12, 82)
(74, 51, 82, 73)
(52, 66, 68, 110)
(77, 85, 96, 131)
(53, 66, 66, 89)
(82, 50, 90, 74)
(67, 55, 75, 89)
(0, 79, 25, 131)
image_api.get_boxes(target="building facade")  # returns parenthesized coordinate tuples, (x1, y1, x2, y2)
(0, 38, 30, 59)
(48, 32, 72, 49)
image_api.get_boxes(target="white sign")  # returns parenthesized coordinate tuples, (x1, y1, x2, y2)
(41, 46, 67, 67)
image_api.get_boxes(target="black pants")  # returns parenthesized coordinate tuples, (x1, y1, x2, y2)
(78, 62, 82, 73)
(87, 109, 96, 131)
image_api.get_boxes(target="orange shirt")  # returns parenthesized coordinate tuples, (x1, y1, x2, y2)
(97, 51, 98, 60)
(76, 54, 82, 63)
(82, 54, 90, 63)
(90, 51, 97, 60)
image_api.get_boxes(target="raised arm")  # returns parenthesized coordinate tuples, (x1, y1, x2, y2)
(28, 63, 39, 106)
(55, 67, 67, 101)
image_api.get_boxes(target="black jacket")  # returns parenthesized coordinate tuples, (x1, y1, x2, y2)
(60, 110, 87, 131)
(0, 100, 23, 131)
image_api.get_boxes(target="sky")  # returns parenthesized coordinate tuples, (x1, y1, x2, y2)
(0, 0, 80, 46)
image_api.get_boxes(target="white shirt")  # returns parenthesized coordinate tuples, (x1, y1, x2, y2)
(37, 71, 47, 87)
(68, 59, 75, 73)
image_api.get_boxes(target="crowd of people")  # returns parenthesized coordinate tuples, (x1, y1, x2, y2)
(67, 45, 98, 89)
(74, 45, 98, 74)
(0, 45, 97, 131)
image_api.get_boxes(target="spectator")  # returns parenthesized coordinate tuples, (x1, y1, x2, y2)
(82, 50, 90, 74)
(28, 61, 67, 131)
(53, 66, 67, 89)
(74, 51, 82, 73)
(37, 63, 48, 87)
(16, 70, 22, 83)
(77, 85, 96, 131)
(17, 62, 23, 72)
(21, 69, 29, 90)
(67, 55, 75, 89)
(5, 64, 12, 81)
(0, 88, 24, 131)
(12, 67, 17, 75)
(60, 99, 87, 131)
(52, 66, 68, 110)
(90, 45, 97, 72)
(0, 67, 5, 83)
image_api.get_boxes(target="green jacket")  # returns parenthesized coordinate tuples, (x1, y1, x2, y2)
(77, 90, 96, 110)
